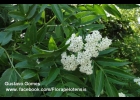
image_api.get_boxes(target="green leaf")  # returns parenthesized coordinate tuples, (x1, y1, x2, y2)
(0, 4, 14, 8)
(36, 60, 54, 77)
(39, 4, 49, 13)
(93, 5, 107, 20)
(78, 5, 87, 10)
(18, 44, 31, 53)
(37, 24, 47, 42)
(35, 57, 54, 68)
(21, 69, 36, 79)
(99, 47, 118, 55)
(48, 36, 58, 51)
(89, 71, 95, 91)
(60, 4, 74, 13)
(41, 9, 45, 20)
(102, 4, 121, 18)
(64, 82, 80, 88)
(11, 52, 29, 61)
(108, 77, 128, 85)
(115, 4, 140, 9)
(0, 48, 4, 57)
(84, 4, 94, 11)
(15, 60, 37, 70)
(31, 44, 69, 58)
(18, 4, 29, 15)
(67, 92, 80, 97)
(41, 68, 60, 86)
(96, 57, 130, 67)
(82, 24, 105, 31)
(24, 21, 37, 45)
(49, 83, 64, 97)
(55, 25, 63, 38)
(9, 11, 25, 20)
(32, 46, 51, 54)
(75, 11, 93, 18)
(6, 21, 29, 31)
(95, 70, 104, 97)
(0, 32, 12, 45)
(0, 68, 17, 97)
(51, 4, 63, 22)
(15, 79, 33, 97)
(34, 12, 42, 23)
(0, 51, 8, 65)
(104, 67, 135, 79)
(26, 4, 38, 19)
(109, 4, 121, 17)
(81, 15, 101, 24)
(105, 79, 118, 97)
(62, 26, 71, 37)
(31, 48, 54, 58)
(38, 66, 50, 77)
(62, 73, 86, 87)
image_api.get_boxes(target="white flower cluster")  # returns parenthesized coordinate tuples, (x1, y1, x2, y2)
(134, 77, 140, 86)
(66, 34, 84, 52)
(61, 30, 112, 75)
(118, 92, 126, 97)
(61, 52, 78, 71)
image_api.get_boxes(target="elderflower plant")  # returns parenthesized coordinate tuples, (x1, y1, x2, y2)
(61, 30, 112, 75)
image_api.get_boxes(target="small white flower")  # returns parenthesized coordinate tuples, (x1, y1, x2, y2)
(138, 82, 140, 86)
(118, 92, 126, 97)
(97, 37, 112, 51)
(134, 77, 140, 82)
(36, 59, 40, 64)
(134, 77, 140, 86)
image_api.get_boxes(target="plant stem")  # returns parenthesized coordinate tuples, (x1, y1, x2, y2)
(4, 49, 22, 78)
(46, 16, 56, 25)
(94, 60, 108, 78)
(37, 74, 46, 97)
(47, 25, 58, 27)
(54, 62, 65, 87)
(54, 62, 58, 67)
(44, 11, 46, 24)
(94, 61, 111, 88)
